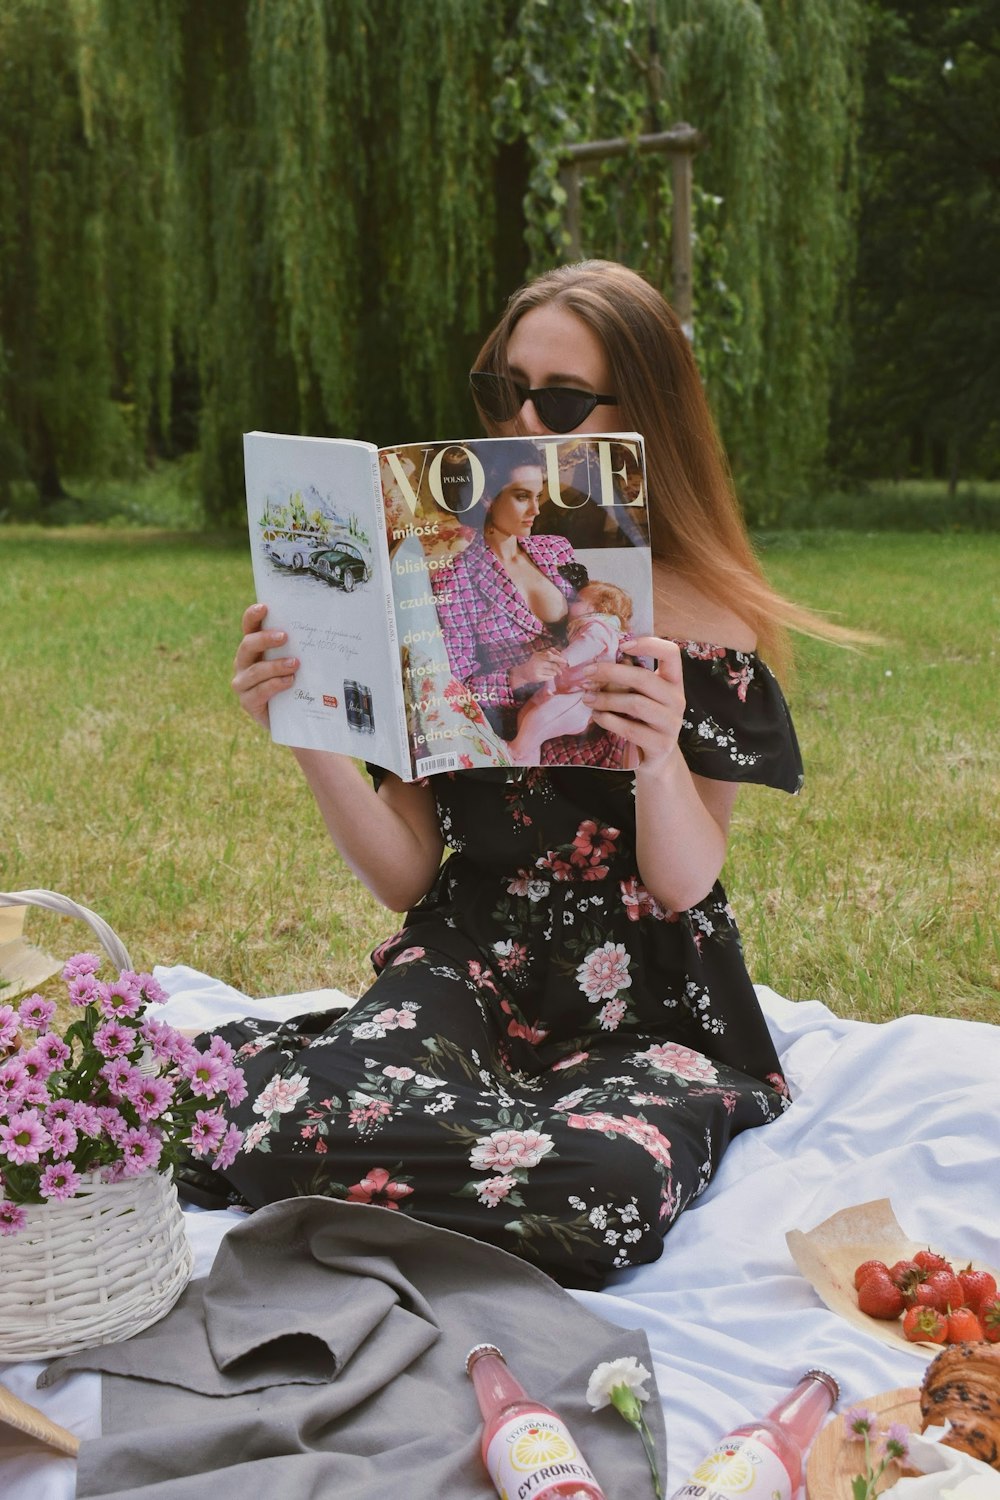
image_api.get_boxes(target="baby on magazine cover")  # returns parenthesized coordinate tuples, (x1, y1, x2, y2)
(506, 578, 634, 765)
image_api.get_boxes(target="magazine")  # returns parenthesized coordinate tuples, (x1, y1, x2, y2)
(244, 430, 652, 780)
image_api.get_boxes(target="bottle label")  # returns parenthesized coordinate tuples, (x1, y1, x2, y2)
(671, 1435, 791, 1500)
(485, 1409, 602, 1499)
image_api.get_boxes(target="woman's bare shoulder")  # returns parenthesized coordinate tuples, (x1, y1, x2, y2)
(651, 565, 757, 652)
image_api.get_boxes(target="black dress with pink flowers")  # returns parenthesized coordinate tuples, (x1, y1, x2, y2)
(216, 645, 802, 1289)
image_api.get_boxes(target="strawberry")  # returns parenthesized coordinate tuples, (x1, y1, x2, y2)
(946, 1307, 984, 1343)
(888, 1258, 925, 1302)
(980, 1295, 1000, 1342)
(902, 1303, 948, 1344)
(957, 1267, 997, 1313)
(853, 1258, 889, 1291)
(913, 1249, 953, 1276)
(858, 1269, 906, 1320)
(922, 1269, 965, 1312)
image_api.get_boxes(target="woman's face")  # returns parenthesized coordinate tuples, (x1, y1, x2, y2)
(487, 464, 545, 536)
(504, 304, 623, 436)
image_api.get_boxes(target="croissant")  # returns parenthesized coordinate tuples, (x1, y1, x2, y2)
(919, 1340, 1000, 1470)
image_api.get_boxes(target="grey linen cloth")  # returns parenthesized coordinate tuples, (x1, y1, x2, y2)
(41, 1197, 666, 1499)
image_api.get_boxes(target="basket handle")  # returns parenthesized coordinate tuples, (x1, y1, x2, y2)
(0, 890, 133, 974)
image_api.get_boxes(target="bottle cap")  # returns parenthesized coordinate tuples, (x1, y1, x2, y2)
(804, 1369, 840, 1402)
(466, 1343, 505, 1374)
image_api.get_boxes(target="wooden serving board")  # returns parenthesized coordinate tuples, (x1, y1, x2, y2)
(806, 1387, 921, 1500)
(0, 1382, 80, 1456)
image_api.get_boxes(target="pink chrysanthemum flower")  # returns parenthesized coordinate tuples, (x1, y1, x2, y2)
(70, 1102, 103, 1137)
(48, 1117, 79, 1159)
(184, 1051, 226, 1099)
(0, 1057, 29, 1110)
(0, 1201, 28, 1236)
(93, 1020, 135, 1060)
(140, 1016, 177, 1062)
(18, 1075, 52, 1108)
(67, 973, 100, 1008)
(120, 1126, 163, 1177)
(97, 977, 143, 1021)
(131, 971, 169, 1005)
(0, 1108, 50, 1164)
(0, 1005, 19, 1048)
(223, 1068, 248, 1108)
(62, 952, 102, 981)
(212, 1123, 244, 1172)
(39, 1162, 82, 1201)
(99, 1058, 136, 1096)
(186, 1109, 227, 1158)
(19, 1044, 58, 1082)
(207, 1035, 235, 1067)
(17, 994, 57, 1032)
(127, 1073, 174, 1123)
(97, 1105, 130, 1145)
(33, 1033, 70, 1071)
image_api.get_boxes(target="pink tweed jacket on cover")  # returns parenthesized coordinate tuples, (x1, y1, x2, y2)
(431, 532, 576, 716)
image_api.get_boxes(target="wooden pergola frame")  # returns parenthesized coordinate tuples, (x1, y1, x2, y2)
(557, 122, 704, 335)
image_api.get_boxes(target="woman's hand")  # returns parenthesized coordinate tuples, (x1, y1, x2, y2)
(231, 603, 299, 729)
(509, 646, 565, 692)
(581, 636, 685, 772)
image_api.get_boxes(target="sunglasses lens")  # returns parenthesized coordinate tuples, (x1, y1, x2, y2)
(470, 372, 520, 423)
(534, 388, 596, 431)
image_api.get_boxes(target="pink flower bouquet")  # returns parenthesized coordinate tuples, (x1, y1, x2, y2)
(0, 954, 246, 1235)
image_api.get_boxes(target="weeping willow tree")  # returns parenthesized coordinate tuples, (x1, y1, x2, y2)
(0, 0, 865, 522)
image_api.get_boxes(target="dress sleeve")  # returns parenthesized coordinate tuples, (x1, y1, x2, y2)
(676, 645, 803, 792)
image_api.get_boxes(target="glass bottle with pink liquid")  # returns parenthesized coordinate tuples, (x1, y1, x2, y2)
(466, 1343, 608, 1500)
(668, 1369, 839, 1500)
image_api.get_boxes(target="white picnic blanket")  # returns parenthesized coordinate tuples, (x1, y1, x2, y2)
(2, 970, 998, 1498)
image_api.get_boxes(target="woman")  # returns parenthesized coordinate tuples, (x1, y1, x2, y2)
(227, 261, 831, 1290)
(430, 443, 632, 767)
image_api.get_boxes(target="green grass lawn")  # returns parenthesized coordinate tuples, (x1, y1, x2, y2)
(2, 525, 997, 1023)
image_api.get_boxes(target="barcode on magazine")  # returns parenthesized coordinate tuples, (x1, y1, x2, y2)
(415, 752, 461, 776)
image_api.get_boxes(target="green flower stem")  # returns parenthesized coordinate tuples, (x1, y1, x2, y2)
(637, 1415, 664, 1500)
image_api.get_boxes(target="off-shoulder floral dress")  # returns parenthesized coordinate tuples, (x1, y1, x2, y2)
(217, 645, 803, 1289)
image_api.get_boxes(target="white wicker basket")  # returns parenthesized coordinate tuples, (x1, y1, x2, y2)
(0, 890, 194, 1362)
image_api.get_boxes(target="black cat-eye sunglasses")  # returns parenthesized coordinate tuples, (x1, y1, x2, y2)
(469, 371, 618, 434)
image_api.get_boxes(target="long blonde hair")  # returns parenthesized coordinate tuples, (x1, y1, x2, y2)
(473, 259, 859, 679)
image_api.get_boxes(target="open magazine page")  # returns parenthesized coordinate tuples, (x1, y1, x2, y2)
(243, 432, 406, 776)
(378, 433, 652, 777)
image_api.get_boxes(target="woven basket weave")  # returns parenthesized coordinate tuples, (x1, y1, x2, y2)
(0, 890, 194, 1362)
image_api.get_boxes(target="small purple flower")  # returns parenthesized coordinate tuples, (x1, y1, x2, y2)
(140, 1016, 176, 1062)
(126, 1073, 174, 1122)
(133, 971, 169, 1005)
(212, 1123, 243, 1172)
(0, 1108, 50, 1164)
(207, 1035, 235, 1067)
(169, 1033, 199, 1068)
(97, 977, 142, 1021)
(62, 952, 102, 981)
(844, 1406, 877, 1439)
(17, 1075, 51, 1108)
(17, 993, 56, 1032)
(33, 1033, 70, 1071)
(20, 1044, 57, 1081)
(0, 1005, 19, 1048)
(67, 973, 100, 1008)
(70, 1102, 103, 1137)
(0, 1056, 29, 1110)
(120, 1126, 163, 1177)
(97, 1105, 130, 1145)
(224, 1068, 248, 1108)
(99, 1058, 134, 1096)
(39, 1162, 82, 1201)
(49, 1118, 79, 1159)
(187, 1109, 227, 1158)
(881, 1422, 910, 1462)
(93, 1020, 135, 1060)
(0, 1201, 27, 1236)
(184, 1051, 226, 1099)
